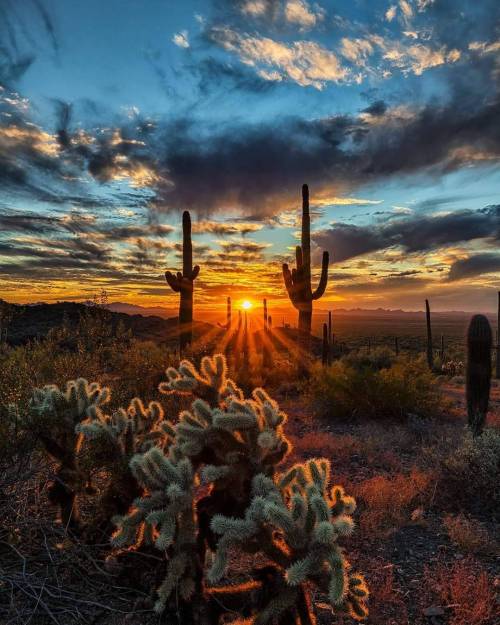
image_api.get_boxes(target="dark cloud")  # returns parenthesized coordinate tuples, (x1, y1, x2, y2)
(362, 100, 387, 117)
(313, 206, 499, 262)
(191, 57, 277, 94)
(447, 253, 500, 281)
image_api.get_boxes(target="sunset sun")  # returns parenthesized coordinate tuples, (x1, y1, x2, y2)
(241, 300, 253, 310)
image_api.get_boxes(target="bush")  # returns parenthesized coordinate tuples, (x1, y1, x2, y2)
(437, 428, 500, 516)
(306, 354, 444, 421)
(342, 346, 396, 372)
(352, 469, 431, 536)
(443, 514, 496, 555)
(425, 558, 496, 625)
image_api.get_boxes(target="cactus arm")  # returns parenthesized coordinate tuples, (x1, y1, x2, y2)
(165, 271, 181, 292)
(312, 251, 329, 300)
(191, 265, 200, 280)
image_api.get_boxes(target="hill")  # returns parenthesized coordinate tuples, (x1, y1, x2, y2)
(0, 301, 212, 346)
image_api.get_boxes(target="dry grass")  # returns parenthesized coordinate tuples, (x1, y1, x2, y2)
(362, 560, 409, 625)
(352, 469, 433, 536)
(425, 558, 498, 625)
(443, 514, 496, 555)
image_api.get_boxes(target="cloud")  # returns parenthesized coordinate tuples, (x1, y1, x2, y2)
(172, 31, 190, 48)
(468, 40, 500, 56)
(191, 220, 263, 235)
(447, 253, 500, 281)
(284, 1, 325, 30)
(189, 57, 278, 94)
(313, 206, 499, 262)
(209, 27, 348, 89)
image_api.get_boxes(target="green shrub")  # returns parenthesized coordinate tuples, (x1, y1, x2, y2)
(306, 354, 443, 421)
(437, 428, 500, 516)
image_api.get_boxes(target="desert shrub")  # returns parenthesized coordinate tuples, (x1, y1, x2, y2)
(425, 558, 496, 625)
(352, 469, 432, 536)
(306, 355, 443, 421)
(25, 353, 369, 624)
(443, 514, 496, 555)
(342, 346, 396, 372)
(436, 428, 500, 516)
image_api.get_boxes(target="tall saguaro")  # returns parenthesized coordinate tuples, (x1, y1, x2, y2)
(425, 299, 433, 370)
(283, 184, 329, 334)
(496, 291, 500, 380)
(165, 211, 200, 352)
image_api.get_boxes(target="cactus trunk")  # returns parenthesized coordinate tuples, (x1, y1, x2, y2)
(283, 185, 329, 337)
(496, 291, 500, 380)
(466, 314, 492, 436)
(263, 298, 268, 329)
(165, 211, 200, 353)
(227, 296, 231, 329)
(322, 323, 328, 366)
(425, 299, 433, 370)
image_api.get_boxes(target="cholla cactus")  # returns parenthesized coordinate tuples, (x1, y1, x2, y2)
(208, 459, 368, 623)
(172, 387, 290, 504)
(111, 447, 198, 613)
(29, 378, 110, 529)
(77, 397, 173, 457)
(77, 398, 176, 527)
(159, 353, 237, 405)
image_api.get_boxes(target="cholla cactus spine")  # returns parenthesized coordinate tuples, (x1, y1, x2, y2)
(29, 378, 110, 529)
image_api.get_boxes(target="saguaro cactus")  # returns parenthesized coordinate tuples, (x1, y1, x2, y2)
(226, 296, 231, 329)
(165, 211, 200, 351)
(263, 298, 268, 329)
(283, 185, 329, 334)
(496, 291, 500, 380)
(466, 314, 492, 436)
(425, 299, 433, 370)
(322, 323, 328, 366)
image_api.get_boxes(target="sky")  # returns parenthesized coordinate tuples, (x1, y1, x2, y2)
(0, 0, 499, 312)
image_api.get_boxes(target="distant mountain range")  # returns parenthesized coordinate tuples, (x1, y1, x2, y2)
(0, 301, 212, 346)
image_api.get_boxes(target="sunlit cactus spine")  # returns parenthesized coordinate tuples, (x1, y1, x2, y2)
(165, 211, 200, 352)
(209, 459, 368, 623)
(28, 378, 110, 530)
(425, 299, 433, 370)
(77, 396, 175, 528)
(466, 314, 492, 436)
(283, 184, 329, 335)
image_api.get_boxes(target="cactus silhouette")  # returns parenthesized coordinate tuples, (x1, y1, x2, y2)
(496, 291, 500, 380)
(466, 314, 492, 436)
(425, 299, 433, 370)
(165, 211, 200, 352)
(322, 323, 328, 365)
(226, 296, 231, 329)
(283, 185, 329, 335)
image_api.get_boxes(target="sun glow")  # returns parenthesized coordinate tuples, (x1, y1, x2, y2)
(241, 299, 253, 310)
